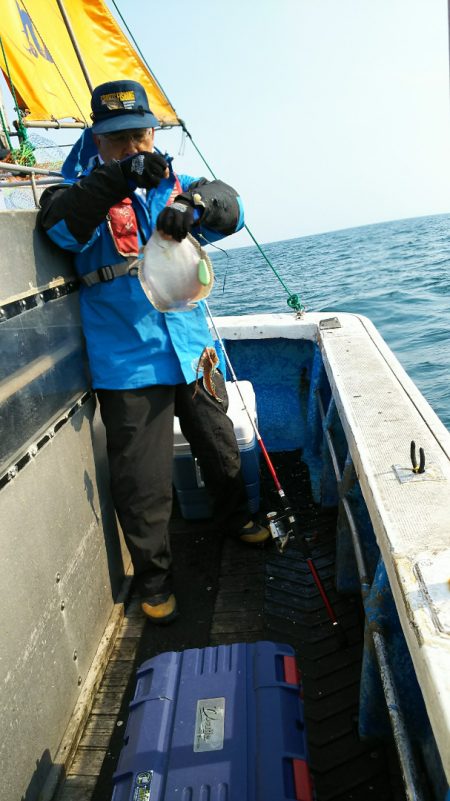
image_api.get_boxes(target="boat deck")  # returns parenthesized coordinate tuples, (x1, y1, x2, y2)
(56, 452, 405, 801)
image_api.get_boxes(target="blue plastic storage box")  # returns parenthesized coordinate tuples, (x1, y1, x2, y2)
(112, 640, 313, 801)
(172, 380, 260, 519)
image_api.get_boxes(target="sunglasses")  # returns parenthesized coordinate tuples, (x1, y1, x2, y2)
(101, 129, 152, 145)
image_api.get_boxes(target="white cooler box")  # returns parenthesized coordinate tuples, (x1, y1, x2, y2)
(173, 380, 260, 520)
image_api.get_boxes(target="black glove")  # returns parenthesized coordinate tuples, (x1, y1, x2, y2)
(120, 152, 168, 190)
(156, 201, 195, 242)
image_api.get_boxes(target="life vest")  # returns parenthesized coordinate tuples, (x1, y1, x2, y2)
(107, 174, 183, 257)
(107, 197, 139, 257)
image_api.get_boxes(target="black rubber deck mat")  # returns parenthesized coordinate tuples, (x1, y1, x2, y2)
(91, 450, 406, 801)
(212, 451, 406, 801)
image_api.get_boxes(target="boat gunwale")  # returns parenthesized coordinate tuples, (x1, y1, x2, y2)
(216, 310, 450, 784)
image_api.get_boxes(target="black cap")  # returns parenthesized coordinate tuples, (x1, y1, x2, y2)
(90, 80, 159, 134)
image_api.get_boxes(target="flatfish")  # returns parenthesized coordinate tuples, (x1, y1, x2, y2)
(139, 231, 214, 312)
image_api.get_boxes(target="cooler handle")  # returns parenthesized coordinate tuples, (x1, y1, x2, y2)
(292, 758, 314, 801)
(283, 654, 301, 687)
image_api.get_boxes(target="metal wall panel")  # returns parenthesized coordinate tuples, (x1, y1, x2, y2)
(0, 292, 87, 475)
(0, 210, 74, 303)
(0, 398, 128, 801)
(0, 210, 130, 800)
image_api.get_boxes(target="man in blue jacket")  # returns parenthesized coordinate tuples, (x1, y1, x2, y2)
(39, 79, 268, 624)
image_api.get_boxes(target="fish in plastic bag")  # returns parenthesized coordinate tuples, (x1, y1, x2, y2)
(138, 231, 214, 312)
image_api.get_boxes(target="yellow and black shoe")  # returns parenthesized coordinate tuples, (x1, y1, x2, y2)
(141, 593, 178, 625)
(239, 520, 270, 544)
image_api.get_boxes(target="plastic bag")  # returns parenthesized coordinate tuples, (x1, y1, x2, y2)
(138, 231, 214, 312)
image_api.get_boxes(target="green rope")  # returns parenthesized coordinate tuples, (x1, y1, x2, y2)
(182, 124, 305, 313)
(111, 0, 305, 315)
(0, 37, 24, 131)
(0, 105, 13, 151)
(242, 225, 305, 313)
(0, 36, 15, 150)
(0, 35, 35, 165)
(181, 127, 218, 180)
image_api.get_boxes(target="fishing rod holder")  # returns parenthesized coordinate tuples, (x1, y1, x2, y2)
(410, 440, 425, 474)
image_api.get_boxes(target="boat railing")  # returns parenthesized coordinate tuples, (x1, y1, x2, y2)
(216, 312, 450, 799)
(316, 391, 430, 801)
(0, 161, 63, 206)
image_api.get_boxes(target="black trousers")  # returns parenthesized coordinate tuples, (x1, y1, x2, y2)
(97, 372, 250, 598)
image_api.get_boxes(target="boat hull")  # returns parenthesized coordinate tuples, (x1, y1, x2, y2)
(1, 212, 449, 800)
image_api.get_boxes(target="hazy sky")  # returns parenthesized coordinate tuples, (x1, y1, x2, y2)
(104, 0, 450, 247)
(2, 0, 450, 247)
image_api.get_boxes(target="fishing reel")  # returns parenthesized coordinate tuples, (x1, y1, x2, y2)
(266, 502, 299, 553)
(267, 493, 347, 646)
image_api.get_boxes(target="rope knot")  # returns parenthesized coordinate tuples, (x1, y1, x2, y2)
(287, 293, 304, 313)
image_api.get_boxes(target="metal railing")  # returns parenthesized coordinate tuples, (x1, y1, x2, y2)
(0, 160, 63, 206)
(316, 388, 431, 801)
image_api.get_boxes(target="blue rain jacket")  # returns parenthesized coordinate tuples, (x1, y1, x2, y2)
(40, 142, 244, 390)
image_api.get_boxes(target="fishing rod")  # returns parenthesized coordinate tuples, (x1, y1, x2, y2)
(203, 300, 347, 648)
(109, 0, 338, 639)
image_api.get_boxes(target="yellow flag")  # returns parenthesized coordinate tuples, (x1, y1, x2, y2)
(0, 0, 179, 125)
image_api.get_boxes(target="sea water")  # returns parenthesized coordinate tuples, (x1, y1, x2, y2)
(208, 213, 450, 430)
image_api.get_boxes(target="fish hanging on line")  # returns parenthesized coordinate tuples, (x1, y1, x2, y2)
(193, 346, 222, 402)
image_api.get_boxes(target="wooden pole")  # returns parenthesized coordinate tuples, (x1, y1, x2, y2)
(55, 0, 94, 94)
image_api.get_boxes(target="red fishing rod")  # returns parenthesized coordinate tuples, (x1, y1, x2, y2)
(204, 302, 347, 648)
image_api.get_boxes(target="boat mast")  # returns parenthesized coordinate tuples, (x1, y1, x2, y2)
(0, 82, 12, 151)
(54, 0, 93, 93)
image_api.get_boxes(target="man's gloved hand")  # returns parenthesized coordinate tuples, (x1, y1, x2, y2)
(156, 201, 195, 242)
(120, 152, 168, 190)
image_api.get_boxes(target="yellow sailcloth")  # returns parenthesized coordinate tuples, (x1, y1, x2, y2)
(0, 0, 179, 125)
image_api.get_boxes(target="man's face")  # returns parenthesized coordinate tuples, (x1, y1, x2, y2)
(93, 127, 155, 164)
